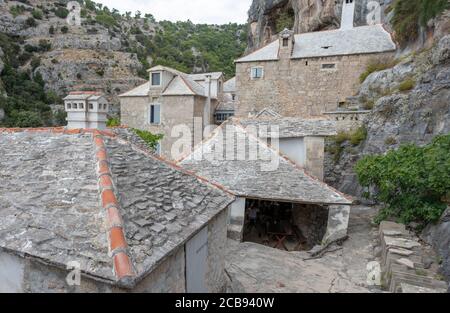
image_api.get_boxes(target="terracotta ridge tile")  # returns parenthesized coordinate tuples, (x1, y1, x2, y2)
(93, 132, 135, 284)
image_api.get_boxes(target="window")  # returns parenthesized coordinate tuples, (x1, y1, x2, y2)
(103, 103, 107, 110)
(151, 72, 161, 86)
(155, 142, 161, 155)
(231, 94, 236, 101)
(89, 103, 93, 110)
(251, 67, 264, 79)
(73, 103, 78, 109)
(322, 63, 336, 70)
(149, 104, 161, 124)
(80, 103, 84, 109)
(67, 103, 72, 109)
(283, 38, 289, 47)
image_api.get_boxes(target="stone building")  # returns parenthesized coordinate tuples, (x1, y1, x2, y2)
(0, 127, 234, 293)
(214, 77, 237, 125)
(63, 92, 109, 130)
(236, 117, 337, 180)
(119, 66, 224, 158)
(178, 120, 353, 249)
(234, 1, 396, 118)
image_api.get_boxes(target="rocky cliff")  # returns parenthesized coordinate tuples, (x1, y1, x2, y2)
(0, 0, 246, 113)
(247, 0, 393, 50)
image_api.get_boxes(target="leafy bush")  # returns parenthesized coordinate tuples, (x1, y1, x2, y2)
(61, 26, 69, 34)
(107, 117, 121, 127)
(55, 7, 69, 19)
(392, 0, 449, 46)
(356, 134, 450, 224)
(360, 57, 399, 83)
(32, 9, 43, 20)
(398, 78, 416, 91)
(350, 126, 368, 146)
(95, 13, 117, 27)
(10, 5, 26, 17)
(133, 129, 164, 151)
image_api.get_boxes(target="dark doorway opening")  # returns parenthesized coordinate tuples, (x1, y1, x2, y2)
(243, 199, 329, 251)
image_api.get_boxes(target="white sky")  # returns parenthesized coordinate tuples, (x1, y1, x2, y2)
(95, 0, 252, 24)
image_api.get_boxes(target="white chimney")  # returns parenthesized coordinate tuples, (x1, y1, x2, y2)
(63, 92, 109, 130)
(340, 0, 356, 30)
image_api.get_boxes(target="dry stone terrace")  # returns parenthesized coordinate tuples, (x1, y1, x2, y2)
(0, 129, 234, 288)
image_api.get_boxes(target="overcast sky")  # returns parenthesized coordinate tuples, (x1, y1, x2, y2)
(95, 0, 252, 24)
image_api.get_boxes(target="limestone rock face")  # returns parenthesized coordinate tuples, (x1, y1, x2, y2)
(247, 0, 392, 50)
(325, 35, 450, 197)
(422, 207, 450, 281)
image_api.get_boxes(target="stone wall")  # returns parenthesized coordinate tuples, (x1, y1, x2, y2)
(120, 95, 204, 159)
(292, 204, 329, 249)
(235, 52, 393, 118)
(206, 209, 229, 293)
(0, 208, 230, 293)
(324, 111, 371, 132)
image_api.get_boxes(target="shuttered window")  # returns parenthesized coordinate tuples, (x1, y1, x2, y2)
(149, 104, 161, 124)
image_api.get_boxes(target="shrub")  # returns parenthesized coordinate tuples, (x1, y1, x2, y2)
(10, 5, 26, 17)
(398, 78, 416, 91)
(61, 26, 69, 34)
(9, 111, 43, 127)
(392, 0, 449, 46)
(360, 57, 399, 83)
(25, 17, 38, 28)
(95, 14, 117, 28)
(32, 9, 43, 20)
(107, 117, 121, 127)
(350, 126, 368, 146)
(132, 129, 164, 151)
(38, 39, 52, 52)
(356, 134, 450, 225)
(49, 25, 55, 35)
(55, 7, 69, 19)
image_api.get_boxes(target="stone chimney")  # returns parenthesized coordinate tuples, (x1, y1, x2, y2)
(340, 0, 356, 30)
(63, 92, 109, 130)
(278, 28, 295, 59)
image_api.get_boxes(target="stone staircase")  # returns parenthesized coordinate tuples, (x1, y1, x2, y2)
(379, 222, 448, 293)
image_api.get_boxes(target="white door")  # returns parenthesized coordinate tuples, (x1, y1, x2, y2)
(186, 227, 208, 293)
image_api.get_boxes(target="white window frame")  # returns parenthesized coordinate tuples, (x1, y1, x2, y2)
(250, 67, 264, 80)
(148, 103, 161, 125)
(150, 71, 162, 87)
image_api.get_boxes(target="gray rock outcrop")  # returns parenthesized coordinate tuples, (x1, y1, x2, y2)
(247, 0, 392, 50)
(326, 35, 450, 196)
(422, 207, 450, 282)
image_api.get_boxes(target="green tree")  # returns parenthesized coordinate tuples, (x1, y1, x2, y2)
(356, 134, 450, 225)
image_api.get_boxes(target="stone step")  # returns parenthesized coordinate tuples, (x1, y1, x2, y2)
(387, 264, 448, 292)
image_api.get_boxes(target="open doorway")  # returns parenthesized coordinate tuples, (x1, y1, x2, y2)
(243, 199, 329, 251)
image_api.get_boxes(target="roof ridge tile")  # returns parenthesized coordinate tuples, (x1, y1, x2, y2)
(93, 131, 136, 285)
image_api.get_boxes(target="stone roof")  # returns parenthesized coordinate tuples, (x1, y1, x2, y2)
(0, 128, 233, 288)
(223, 77, 236, 93)
(189, 72, 223, 81)
(234, 117, 338, 138)
(63, 91, 105, 101)
(179, 122, 352, 205)
(235, 25, 396, 63)
(120, 66, 207, 98)
(118, 82, 150, 97)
